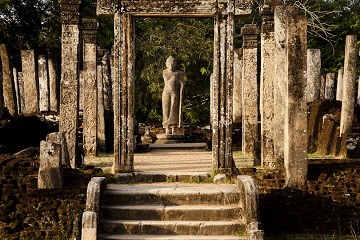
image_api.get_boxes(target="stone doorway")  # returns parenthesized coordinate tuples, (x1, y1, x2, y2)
(96, 0, 253, 173)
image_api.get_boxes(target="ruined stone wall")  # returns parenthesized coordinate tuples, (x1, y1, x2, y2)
(245, 161, 360, 237)
(0, 155, 91, 239)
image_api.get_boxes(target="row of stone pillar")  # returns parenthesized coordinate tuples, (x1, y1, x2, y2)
(0, 45, 58, 118)
(58, 0, 114, 167)
(232, 4, 358, 186)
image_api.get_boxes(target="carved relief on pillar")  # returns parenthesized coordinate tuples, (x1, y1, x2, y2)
(59, 0, 81, 25)
(82, 18, 99, 44)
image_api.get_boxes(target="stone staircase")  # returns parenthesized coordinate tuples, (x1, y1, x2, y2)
(98, 183, 248, 240)
(81, 174, 263, 240)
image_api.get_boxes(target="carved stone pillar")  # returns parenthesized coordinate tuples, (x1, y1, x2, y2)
(260, 0, 276, 167)
(59, 0, 81, 168)
(212, 9, 235, 170)
(113, 12, 135, 173)
(241, 24, 259, 157)
(82, 18, 99, 156)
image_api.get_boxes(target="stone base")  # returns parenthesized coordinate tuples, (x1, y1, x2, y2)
(155, 134, 185, 144)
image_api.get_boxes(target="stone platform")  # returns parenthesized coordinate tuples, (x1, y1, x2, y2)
(155, 133, 185, 144)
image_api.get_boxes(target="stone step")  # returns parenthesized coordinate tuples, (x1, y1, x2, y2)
(100, 220, 247, 236)
(116, 172, 212, 183)
(102, 205, 242, 221)
(99, 234, 248, 240)
(103, 184, 240, 206)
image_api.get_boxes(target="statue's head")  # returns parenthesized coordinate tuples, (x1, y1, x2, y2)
(165, 56, 176, 70)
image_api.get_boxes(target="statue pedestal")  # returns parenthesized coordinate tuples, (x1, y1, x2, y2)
(155, 134, 185, 144)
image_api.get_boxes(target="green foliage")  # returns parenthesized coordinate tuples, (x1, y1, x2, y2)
(135, 18, 213, 124)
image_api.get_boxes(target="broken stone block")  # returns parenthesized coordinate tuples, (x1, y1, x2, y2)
(46, 132, 70, 168)
(213, 174, 227, 184)
(38, 141, 63, 189)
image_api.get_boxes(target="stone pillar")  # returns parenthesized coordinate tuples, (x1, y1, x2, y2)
(0, 44, 17, 116)
(110, 46, 115, 112)
(38, 55, 50, 112)
(101, 50, 112, 111)
(241, 24, 259, 157)
(82, 18, 99, 157)
(79, 70, 84, 111)
(0, 61, 3, 120)
(325, 73, 335, 100)
(38, 140, 63, 189)
(13, 68, 20, 114)
(320, 75, 325, 99)
(306, 49, 321, 102)
(260, 0, 276, 168)
(113, 13, 135, 173)
(21, 50, 38, 114)
(97, 64, 106, 152)
(280, 6, 308, 187)
(336, 68, 344, 101)
(59, 0, 81, 168)
(233, 48, 242, 123)
(48, 59, 58, 112)
(274, 7, 296, 164)
(340, 35, 358, 136)
(212, 10, 235, 170)
(18, 72, 25, 114)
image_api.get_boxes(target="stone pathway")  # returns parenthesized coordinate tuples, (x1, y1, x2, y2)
(85, 148, 253, 174)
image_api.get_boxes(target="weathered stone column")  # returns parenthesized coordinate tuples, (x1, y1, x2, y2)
(282, 7, 308, 187)
(38, 55, 50, 112)
(212, 10, 235, 171)
(274, 7, 296, 164)
(21, 49, 38, 115)
(320, 75, 325, 99)
(233, 48, 242, 124)
(241, 24, 259, 157)
(260, 0, 276, 167)
(325, 73, 335, 100)
(113, 12, 135, 173)
(79, 70, 84, 111)
(336, 68, 344, 101)
(48, 59, 58, 112)
(340, 35, 358, 136)
(0, 44, 17, 116)
(82, 18, 99, 157)
(18, 72, 25, 113)
(12, 68, 20, 114)
(59, 0, 81, 168)
(101, 50, 112, 111)
(97, 64, 106, 152)
(306, 49, 321, 102)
